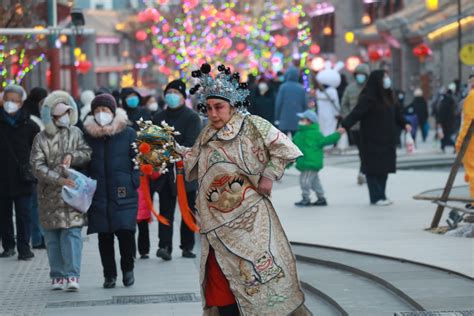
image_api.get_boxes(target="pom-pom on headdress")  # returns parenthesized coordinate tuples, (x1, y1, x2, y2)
(189, 63, 251, 114)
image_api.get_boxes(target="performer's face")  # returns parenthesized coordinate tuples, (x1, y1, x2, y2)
(206, 98, 234, 129)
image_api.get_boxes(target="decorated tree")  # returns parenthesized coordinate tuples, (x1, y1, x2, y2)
(120, 0, 315, 80)
(0, 1, 48, 88)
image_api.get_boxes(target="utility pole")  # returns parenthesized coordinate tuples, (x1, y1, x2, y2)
(457, 0, 462, 85)
(48, 0, 61, 90)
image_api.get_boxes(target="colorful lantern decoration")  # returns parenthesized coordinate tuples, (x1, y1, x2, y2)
(283, 12, 300, 29)
(345, 32, 355, 44)
(425, 0, 439, 11)
(310, 57, 325, 72)
(345, 56, 361, 72)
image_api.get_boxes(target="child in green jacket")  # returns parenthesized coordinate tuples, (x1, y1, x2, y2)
(293, 110, 345, 206)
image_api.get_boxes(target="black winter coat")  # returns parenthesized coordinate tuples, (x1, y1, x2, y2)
(342, 95, 406, 175)
(436, 94, 456, 133)
(83, 110, 139, 234)
(0, 108, 39, 197)
(152, 105, 201, 195)
(249, 89, 276, 123)
(126, 107, 151, 131)
(406, 97, 429, 126)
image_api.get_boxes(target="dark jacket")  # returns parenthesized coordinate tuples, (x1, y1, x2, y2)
(0, 108, 40, 197)
(275, 66, 307, 131)
(249, 88, 276, 123)
(83, 109, 139, 234)
(406, 96, 429, 126)
(152, 105, 201, 195)
(436, 93, 456, 132)
(342, 70, 407, 175)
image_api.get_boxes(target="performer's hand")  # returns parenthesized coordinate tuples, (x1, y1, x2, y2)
(258, 176, 273, 197)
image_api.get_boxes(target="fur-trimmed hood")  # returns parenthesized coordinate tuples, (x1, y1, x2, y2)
(41, 90, 78, 136)
(83, 108, 129, 138)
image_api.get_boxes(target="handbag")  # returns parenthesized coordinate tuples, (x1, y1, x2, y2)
(0, 131, 36, 183)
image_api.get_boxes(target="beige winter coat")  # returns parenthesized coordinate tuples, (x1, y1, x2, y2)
(30, 91, 92, 230)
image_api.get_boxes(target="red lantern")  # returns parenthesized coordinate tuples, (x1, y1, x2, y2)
(76, 60, 92, 74)
(368, 50, 381, 62)
(135, 30, 147, 41)
(413, 43, 432, 62)
(283, 12, 299, 29)
(309, 44, 321, 55)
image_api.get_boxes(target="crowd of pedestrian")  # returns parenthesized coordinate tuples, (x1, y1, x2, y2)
(0, 62, 472, 315)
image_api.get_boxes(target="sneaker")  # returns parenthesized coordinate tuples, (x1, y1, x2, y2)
(103, 277, 116, 289)
(294, 200, 311, 207)
(312, 198, 328, 206)
(0, 249, 16, 258)
(51, 278, 65, 290)
(466, 204, 474, 210)
(123, 271, 134, 287)
(140, 254, 149, 259)
(374, 199, 393, 206)
(18, 249, 35, 261)
(156, 247, 172, 261)
(182, 249, 197, 258)
(65, 277, 80, 291)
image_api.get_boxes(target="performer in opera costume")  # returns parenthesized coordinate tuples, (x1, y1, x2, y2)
(175, 64, 311, 315)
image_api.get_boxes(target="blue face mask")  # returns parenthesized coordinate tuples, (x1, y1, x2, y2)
(165, 93, 182, 109)
(383, 77, 392, 89)
(126, 96, 139, 108)
(355, 74, 367, 85)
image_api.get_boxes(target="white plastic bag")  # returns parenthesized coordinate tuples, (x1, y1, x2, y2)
(405, 132, 415, 154)
(61, 169, 97, 213)
(337, 132, 349, 152)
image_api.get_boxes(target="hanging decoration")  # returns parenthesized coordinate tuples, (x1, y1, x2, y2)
(413, 43, 432, 62)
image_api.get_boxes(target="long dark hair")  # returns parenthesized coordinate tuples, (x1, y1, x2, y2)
(360, 69, 394, 107)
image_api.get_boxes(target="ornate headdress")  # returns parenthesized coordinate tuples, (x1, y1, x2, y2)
(189, 63, 250, 114)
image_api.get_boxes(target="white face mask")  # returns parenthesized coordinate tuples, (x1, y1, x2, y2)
(95, 112, 113, 126)
(258, 83, 269, 94)
(56, 114, 71, 127)
(383, 77, 392, 89)
(147, 102, 158, 112)
(3, 101, 19, 114)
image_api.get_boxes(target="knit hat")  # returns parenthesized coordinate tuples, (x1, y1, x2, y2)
(164, 80, 186, 99)
(91, 93, 117, 114)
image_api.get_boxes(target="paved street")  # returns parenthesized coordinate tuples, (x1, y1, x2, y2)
(0, 142, 472, 315)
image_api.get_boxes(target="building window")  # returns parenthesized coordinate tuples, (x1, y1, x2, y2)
(364, 0, 404, 24)
(311, 12, 335, 53)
